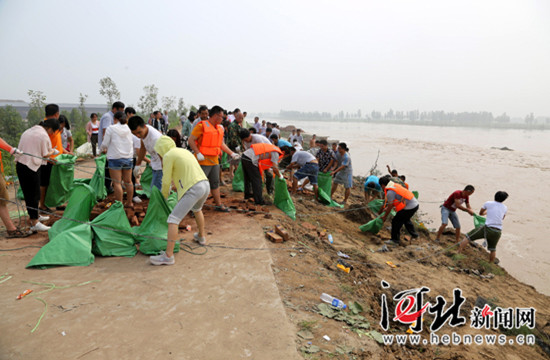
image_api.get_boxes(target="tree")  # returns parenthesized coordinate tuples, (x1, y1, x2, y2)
(98, 77, 121, 110)
(137, 84, 159, 116)
(0, 105, 26, 176)
(78, 93, 88, 126)
(177, 97, 187, 116)
(161, 96, 176, 113)
(69, 108, 81, 125)
(27, 89, 46, 125)
(0, 105, 26, 146)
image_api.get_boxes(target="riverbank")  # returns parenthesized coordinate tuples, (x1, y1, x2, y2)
(279, 119, 550, 298)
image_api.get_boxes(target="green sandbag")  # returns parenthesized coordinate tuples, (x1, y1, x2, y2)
(45, 154, 76, 208)
(26, 223, 94, 268)
(368, 199, 384, 214)
(89, 155, 107, 200)
(73, 178, 91, 185)
(166, 191, 178, 210)
(137, 165, 153, 198)
(221, 152, 230, 170)
(91, 201, 137, 257)
(368, 199, 396, 217)
(274, 177, 296, 220)
(133, 187, 180, 255)
(317, 172, 343, 208)
(27, 184, 96, 269)
(474, 214, 486, 228)
(359, 217, 384, 234)
(232, 162, 244, 192)
(48, 183, 97, 239)
(413, 190, 419, 199)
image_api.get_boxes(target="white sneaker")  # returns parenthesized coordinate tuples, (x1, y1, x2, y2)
(193, 232, 206, 246)
(132, 196, 142, 204)
(30, 222, 50, 232)
(150, 251, 175, 266)
(38, 215, 50, 222)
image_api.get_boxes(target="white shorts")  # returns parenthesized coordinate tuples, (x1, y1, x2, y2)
(167, 180, 210, 224)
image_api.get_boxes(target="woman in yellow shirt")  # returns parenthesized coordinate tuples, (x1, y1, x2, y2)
(149, 136, 211, 266)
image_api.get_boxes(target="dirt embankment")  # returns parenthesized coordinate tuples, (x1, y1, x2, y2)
(261, 177, 550, 359)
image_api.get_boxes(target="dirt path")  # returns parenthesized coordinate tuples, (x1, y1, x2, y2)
(0, 216, 300, 359)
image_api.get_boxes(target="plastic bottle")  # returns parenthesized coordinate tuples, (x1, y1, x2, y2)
(327, 234, 334, 244)
(320, 293, 347, 309)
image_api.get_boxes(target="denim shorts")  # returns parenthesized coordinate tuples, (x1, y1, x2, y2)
(108, 158, 133, 170)
(441, 205, 460, 228)
(294, 162, 319, 185)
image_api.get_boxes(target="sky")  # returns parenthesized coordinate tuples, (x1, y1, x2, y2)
(0, 0, 549, 117)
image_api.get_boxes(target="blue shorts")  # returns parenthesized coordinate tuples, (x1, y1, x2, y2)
(441, 206, 460, 228)
(108, 158, 133, 170)
(152, 169, 163, 191)
(294, 162, 319, 185)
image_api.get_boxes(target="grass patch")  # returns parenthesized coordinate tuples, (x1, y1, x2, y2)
(451, 253, 466, 262)
(340, 283, 354, 294)
(298, 320, 318, 331)
(478, 260, 506, 276)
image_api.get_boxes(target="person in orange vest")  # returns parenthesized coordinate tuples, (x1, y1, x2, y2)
(188, 105, 240, 212)
(379, 176, 419, 246)
(39, 104, 63, 213)
(0, 138, 33, 237)
(241, 143, 283, 205)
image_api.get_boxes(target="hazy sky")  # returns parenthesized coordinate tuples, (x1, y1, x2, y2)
(0, 0, 548, 117)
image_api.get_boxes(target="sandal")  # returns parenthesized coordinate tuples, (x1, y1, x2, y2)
(6, 229, 33, 238)
(214, 205, 230, 213)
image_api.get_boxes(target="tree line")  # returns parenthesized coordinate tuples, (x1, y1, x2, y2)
(1, 77, 198, 176)
(279, 109, 548, 128)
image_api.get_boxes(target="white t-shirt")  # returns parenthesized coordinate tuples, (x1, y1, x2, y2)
(242, 133, 271, 150)
(243, 147, 280, 167)
(271, 128, 281, 137)
(291, 151, 316, 166)
(483, 201, 507, 230)
(61, 128, 72, 149)
(101, 123, 134, 160)
(132, 135, 141, 158)
(142, 125, 163, 170)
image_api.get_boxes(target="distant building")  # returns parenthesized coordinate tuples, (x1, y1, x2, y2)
(0, 99, 107, 119)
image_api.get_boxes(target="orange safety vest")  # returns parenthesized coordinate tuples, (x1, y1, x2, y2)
(383, 181, 415, 212)
(251, 143, 283, 175)
(198, 120, 224, 156)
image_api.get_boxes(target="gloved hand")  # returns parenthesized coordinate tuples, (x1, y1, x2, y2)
(231, 153, 240, 160)
(235, 146, 241, 152)
(196, 153, 205, 162)
(51, 149, 60, 156)
(10, 147, 23, 155)
(133, 166, 141, 178)
(279, 174, 284, 180)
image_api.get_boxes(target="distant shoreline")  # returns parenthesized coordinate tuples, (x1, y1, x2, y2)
(273, 117, 550, 131)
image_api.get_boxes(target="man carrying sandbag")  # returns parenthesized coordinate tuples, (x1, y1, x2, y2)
(241, 143, 284, 206)
(379, 176, 419, 246)
(149, 136, 210, 266)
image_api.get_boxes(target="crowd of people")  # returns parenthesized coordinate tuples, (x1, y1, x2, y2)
(0, 103, 508, 266)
